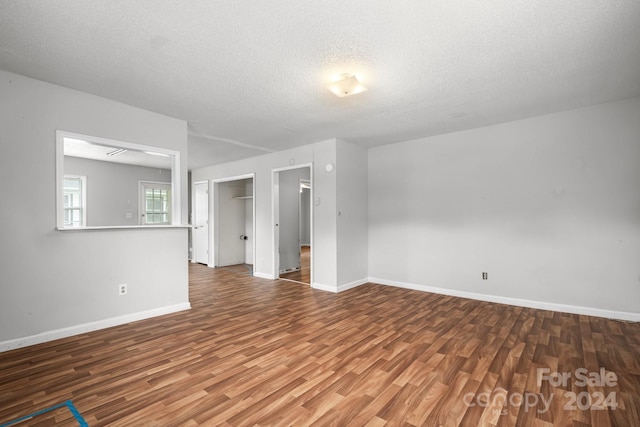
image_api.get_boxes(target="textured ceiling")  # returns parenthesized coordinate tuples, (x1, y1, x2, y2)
(1, 1, 639, 169)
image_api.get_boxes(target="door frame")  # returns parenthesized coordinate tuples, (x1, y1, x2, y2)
(212, 173, 256, 270)
(272, 164, 313, 285)
(191, 180, 210, 265)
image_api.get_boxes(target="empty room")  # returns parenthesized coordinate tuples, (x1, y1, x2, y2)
(1, 1, 639, 426)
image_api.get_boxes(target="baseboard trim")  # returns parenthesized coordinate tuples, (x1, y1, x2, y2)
(311, 278, 368, 293)
(368, 277, 640, 322)
(311, 282, 338, 293)
(253, 272, 275, 280)
(0, 302, 192, 353)
(337, 278, 369, 293)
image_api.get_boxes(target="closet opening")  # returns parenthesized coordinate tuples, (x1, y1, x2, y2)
(213, 174, 255, 275)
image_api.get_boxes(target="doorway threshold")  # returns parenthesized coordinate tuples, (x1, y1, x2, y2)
(278, 277, 310, 286)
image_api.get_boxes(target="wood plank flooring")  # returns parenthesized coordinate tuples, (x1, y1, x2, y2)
(1, 263, 639, 426)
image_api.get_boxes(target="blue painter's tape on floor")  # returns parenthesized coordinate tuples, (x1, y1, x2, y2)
(0, 400, 88, 427)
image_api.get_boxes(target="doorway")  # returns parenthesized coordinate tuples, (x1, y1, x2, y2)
(273, 165, 312, 285)
(192, 181, 209, 265)
(213, 175, 255, 275)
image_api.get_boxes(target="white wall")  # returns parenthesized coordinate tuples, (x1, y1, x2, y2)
(336, 139, 369, 289)
(0, 70, 190, 349)
(368, 97, 640, 318)
(311, 140, 338, 289)
(65, 157, 171, 226)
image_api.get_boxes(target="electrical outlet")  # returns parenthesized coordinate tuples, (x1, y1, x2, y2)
(482, 272, 488, 280)
(119, 283, 127, 295)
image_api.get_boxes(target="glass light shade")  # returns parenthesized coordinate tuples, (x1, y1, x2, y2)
(328, 74, 367, 97)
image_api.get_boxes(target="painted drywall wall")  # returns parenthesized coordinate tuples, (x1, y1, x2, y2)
(311, 140, 338, 289)
(336, 139, 369, 288)
(0, 70, 189, 347)
(65, 157, 171, 226)
(368, 97, 640, 316)
(192, 139, 338, 288)
(278, 167, 310, 273)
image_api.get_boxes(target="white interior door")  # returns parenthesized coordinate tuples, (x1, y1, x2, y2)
(279, 172, 301, 272)
(193, 181, 209, 264)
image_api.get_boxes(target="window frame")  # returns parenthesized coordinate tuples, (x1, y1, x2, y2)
(139, 181, 172, 225)
(63, 174, 87, 228)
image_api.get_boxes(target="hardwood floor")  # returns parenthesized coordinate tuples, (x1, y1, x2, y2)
(217, 263, 254, 276)
(279, 246, 310, 285)
(1, 263, 639, 426)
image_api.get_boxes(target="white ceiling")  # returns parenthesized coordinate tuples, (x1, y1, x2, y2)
(1, 1, 639, 170)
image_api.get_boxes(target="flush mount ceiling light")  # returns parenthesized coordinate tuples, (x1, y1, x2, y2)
(328, 74, 367, 97)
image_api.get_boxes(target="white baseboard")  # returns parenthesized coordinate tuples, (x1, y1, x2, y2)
(368, 277, 640, 322)
(312, 278, 368, 293)
(337, 278, 369, 293)
(311, 282, 338, 293)
(0, 302, 191, 353)
(253, 272, 275, 280)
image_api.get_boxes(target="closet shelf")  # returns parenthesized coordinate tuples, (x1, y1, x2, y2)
(233, 195, 253, 200)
